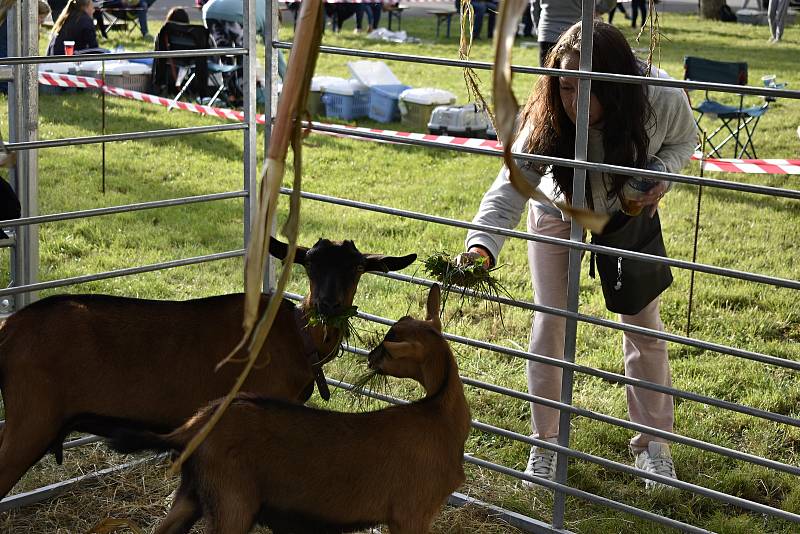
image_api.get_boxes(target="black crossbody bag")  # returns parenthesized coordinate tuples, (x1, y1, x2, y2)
(589, 210, 673, 315)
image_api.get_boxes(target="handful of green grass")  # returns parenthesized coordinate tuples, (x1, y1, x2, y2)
(422, 252, 506, 315)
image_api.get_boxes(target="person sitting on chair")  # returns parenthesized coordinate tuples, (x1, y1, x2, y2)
(202, 0, 265, 46)
(97, 0, 156, 40)
(202, 0, 266, 103)
(165, 5, 190, 24)
(46, 0, 100, 55)
(151, 8, 212, 98)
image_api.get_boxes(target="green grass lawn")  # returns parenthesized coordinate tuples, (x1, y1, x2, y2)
(0, 10, 798, 534)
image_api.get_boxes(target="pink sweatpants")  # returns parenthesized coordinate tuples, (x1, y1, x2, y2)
(526, 205, 674, 450)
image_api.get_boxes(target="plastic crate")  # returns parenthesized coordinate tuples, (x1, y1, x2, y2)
(103, 73, 151, 92)
(368, 84, 411, 123)
(400, 101, 440, 132)
(321, 90, 370, 120)
(306, 90, 323, 117)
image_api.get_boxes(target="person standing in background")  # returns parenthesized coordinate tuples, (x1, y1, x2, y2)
(767, 0, 790, 42)
(535, 0, 612, 66)
(366, 0, 382, 32)
(521, 0, 536, 37)
(354, 1, 368, 33)
(630, 0, 646, 27)
(607, 0, 628, 24)
(455, 0, 498, 40)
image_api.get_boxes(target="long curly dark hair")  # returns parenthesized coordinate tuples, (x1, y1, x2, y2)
(519, 20, 654, 200)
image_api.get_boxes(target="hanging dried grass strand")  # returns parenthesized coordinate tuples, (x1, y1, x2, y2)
(169, 0, 324, 475)
(457, 0, 496, 128)
(491, 0, 609, 233)
(636, 0, 662, 74)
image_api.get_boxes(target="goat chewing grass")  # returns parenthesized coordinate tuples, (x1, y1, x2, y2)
(0, 238, 415, 501)
(107, 284, 471, 534)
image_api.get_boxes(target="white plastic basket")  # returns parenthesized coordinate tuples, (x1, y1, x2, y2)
(347, 60, 402, 87)
(75, 60, 151, 92)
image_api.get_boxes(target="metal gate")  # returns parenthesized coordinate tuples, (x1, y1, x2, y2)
(1, 0, 798, 532)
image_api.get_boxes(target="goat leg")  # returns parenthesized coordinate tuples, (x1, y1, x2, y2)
(204, 488, 260, 534)
(0, 421, 60, 499)
(153, 480, 202, 534)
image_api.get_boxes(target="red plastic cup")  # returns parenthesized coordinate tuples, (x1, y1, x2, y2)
(63, 40, 75, 56)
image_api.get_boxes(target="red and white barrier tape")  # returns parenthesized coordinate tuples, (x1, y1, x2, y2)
(38, 71, 800, 175)
(691, 155, 800, 175)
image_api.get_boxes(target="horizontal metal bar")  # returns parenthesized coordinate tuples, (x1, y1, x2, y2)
(469, 423, 800, 523)
(282, 42, 800, 100)
(6, 123, 248, 152)
(0, 249, 245, 297)
(284, 188, 800, 292)
(0, 48, 247, 66)
(0, 190, 247, 229)
(332, 336, 799, 476)
(448, 491, 572, 534)
(325, 377, 713, 533)
(304, 122, 800, 201)
(328, 377, 799, 524)
(380, 271, 800, 374)
(63, 435, 103, 450)
(460, 376, 800, 477)
(288, 289, 799, 426)
(0, 455, 164, 512)
(348, 303, 800, 427)
(464, 457, 713, 534)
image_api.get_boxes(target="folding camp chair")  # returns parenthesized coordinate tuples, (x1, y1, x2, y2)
(97, 1, 145, 37)
(152, 22, 241, 107)
(683, 56, 771, 159)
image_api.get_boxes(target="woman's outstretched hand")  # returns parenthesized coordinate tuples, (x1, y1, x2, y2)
(457, 247, 493, 269)
(626, 180, 669, 218)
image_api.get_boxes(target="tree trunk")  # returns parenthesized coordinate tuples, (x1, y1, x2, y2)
(700, 0, 725, 19)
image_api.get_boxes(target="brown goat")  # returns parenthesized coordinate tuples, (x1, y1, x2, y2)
(0, 238, 416, 501)
(108, 284, 471, 534)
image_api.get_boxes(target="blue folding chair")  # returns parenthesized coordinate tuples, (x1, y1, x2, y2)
(683, 56, 771, 159)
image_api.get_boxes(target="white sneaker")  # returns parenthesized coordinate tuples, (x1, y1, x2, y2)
(633, 442, 678, 490)
(523, 439, 558, 487)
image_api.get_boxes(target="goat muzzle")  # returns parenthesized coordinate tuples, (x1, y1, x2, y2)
(367, 344, 388, 371)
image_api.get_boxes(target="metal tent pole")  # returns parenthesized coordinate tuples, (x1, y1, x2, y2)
(242, 0, 258, 286)
(8, 0, 39, 311)
(552, 1, 595, 528)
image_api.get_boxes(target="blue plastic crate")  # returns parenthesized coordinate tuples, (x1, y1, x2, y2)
(369, 84, 411, 123)
(321, 90, 370, 120)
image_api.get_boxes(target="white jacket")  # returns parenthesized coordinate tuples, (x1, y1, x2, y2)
(465, 82, 697, 263)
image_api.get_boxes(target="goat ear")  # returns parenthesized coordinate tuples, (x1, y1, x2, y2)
(269, 237, 308, 265)
(384, 340, 424, 362)
(363, 253, 417, 273)
(425, 284, 442, 331)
